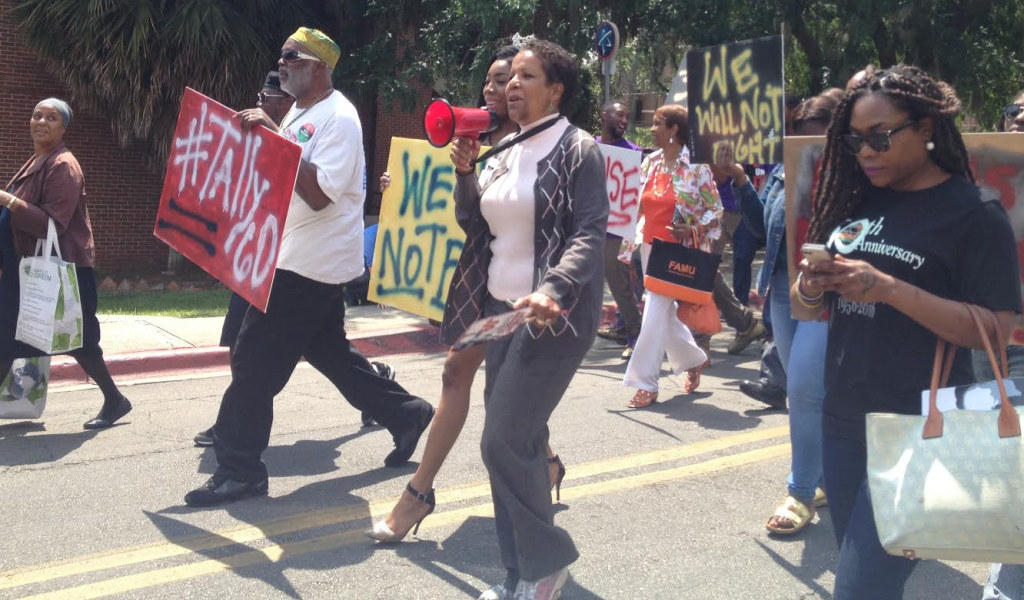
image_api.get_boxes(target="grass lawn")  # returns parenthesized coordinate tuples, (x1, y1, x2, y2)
(97, 288, 232, 318)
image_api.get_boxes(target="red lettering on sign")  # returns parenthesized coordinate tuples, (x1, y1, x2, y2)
(606, 156, 640, 226)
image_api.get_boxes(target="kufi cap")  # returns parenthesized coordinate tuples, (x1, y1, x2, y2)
(287, 27, 340, 69)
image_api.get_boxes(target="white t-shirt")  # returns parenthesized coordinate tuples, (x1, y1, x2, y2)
(276, 90, 366, 284)
(480, 114, 566, 301)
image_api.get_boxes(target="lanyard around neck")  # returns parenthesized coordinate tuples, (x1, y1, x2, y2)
(472, 116, 562, 166)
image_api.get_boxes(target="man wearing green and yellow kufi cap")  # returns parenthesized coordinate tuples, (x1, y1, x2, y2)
(185, 27, 435, 508)
(287, 27, 341, 70)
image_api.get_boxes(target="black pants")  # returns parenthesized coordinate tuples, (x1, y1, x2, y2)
(213, 269, 427, 482)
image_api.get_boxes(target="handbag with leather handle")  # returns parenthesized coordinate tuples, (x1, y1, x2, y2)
(866, 304, 1024, 562)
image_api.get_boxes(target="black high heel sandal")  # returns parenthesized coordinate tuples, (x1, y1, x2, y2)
(365, 483, 436, 542)
(548, 455, 566, 502)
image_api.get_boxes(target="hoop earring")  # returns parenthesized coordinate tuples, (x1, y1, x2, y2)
(926, 140, 935, 151)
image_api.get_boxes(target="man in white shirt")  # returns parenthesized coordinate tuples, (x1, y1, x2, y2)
(186, 28, 434, 507)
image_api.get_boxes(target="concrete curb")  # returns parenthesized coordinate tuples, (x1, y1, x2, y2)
(49, 303, 624, 386)
(49, 323, 450, 386)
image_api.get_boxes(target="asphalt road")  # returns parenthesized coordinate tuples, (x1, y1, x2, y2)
(0, 338, 990, 599)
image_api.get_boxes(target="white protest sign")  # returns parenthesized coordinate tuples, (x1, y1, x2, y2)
(599, 143, 642, 240)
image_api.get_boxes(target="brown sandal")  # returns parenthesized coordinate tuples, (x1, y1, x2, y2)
(627, 389, 658, 409)
(684, 358, 710, 394)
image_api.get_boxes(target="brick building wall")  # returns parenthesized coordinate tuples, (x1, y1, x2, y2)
(0, 4, 430, 270)
(0, 0, 168, 273)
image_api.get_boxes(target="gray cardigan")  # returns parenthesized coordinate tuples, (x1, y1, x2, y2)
(441, 122, 609, 344)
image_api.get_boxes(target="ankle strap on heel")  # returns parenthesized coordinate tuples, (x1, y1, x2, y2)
(406, 483, 435, 504)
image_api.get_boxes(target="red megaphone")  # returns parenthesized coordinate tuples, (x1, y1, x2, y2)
(423, 98, 499, 148)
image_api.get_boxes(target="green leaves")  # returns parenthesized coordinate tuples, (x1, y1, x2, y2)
(9, 0, 1023, 173)
(11, 0, 319, 170)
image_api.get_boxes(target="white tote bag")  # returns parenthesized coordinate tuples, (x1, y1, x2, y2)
(0, 356, 50, 419)
(867, 304, 1024, 563)
(15, 218, 84, 354)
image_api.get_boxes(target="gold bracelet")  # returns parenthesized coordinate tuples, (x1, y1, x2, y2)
(796, 290, 823, 309)
(795, 272, 823, 302)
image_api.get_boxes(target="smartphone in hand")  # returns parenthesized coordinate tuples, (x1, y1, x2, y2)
(801, 243, 834, 265)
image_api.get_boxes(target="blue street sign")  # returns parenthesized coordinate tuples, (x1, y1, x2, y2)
(595, 21, 619, 60)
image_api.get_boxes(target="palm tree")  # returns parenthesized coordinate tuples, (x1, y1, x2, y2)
(10, 0, 324, 171)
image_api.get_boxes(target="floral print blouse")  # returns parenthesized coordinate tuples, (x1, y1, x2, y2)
(638, 147, 723, 252)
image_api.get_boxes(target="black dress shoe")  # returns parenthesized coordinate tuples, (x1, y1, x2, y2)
(194, 426, 216, 447)
(184, 475, 269, 507)
(384, 402, 435, 467)
(739, 379, 787, 410)
(83, 397, 133, 429)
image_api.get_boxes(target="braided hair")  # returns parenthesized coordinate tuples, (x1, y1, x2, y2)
(807, 64, 973, 243)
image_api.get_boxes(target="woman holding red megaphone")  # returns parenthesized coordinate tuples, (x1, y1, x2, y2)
(377, 46, 521, 190)
(370, 44, 567, 552)
(449, 38, 604, 600)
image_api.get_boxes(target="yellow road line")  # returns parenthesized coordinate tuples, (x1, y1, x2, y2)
(20, 444, 790, 600)
(0, 427, 788, 592)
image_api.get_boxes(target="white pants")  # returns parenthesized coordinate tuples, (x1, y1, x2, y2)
(623, 243, 707, 393)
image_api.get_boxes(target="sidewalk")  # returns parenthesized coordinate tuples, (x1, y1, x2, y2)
(52, 246, 762, 386)
(49, 305, 449, 386)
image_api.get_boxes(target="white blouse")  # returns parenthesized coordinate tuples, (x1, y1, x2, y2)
(480, 113, 567, 301)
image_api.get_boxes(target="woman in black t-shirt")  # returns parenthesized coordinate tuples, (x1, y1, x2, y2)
(792, 65, 1021, 599)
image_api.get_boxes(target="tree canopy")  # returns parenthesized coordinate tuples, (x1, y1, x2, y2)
(10, 0, 1024, 170)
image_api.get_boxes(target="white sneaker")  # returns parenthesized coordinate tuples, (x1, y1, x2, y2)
(514, 568, 568, 600)
(479, 584, 512, 600)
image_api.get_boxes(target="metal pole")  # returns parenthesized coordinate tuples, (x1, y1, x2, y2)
(602, 59, 613, 104)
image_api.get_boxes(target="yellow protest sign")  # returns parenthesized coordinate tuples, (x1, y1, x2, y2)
(369, 137, 466, 321)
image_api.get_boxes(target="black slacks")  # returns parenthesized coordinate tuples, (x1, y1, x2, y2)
(213, 269, 427, 482)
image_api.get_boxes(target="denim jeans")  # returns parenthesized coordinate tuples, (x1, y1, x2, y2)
(767, 270, 826, 501)
(823, 431, 918, 600)
(973, 345, 1024, 380)
(975, 345, 1024, 600)
(768, 270, 796, 367)
(786, 320, 827, 500)
(732, 219, 760, 305)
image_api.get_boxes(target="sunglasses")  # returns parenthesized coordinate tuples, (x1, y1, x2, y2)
(1003, 103, 1023, 120)
(257, 92, 287, 105)
(840, 119, 917, 154)
(280, 49, 321, 63)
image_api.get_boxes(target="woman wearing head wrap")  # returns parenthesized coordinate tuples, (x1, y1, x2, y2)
(0, 98, 132, 429)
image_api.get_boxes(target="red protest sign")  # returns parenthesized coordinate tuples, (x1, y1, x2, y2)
(155, 87, 300, 311)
